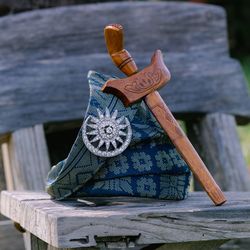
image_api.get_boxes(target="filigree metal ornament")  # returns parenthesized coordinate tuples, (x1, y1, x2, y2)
(82, 108, 132, 157)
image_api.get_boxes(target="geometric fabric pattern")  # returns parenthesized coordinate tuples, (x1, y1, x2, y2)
(46, 71, 191, 200)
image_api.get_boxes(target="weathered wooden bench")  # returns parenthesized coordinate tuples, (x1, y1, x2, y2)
(0, 1, 250, 249)
(1, 191, 250, 250)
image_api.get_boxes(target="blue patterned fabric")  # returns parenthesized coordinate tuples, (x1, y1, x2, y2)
(46, 71, 191, 200)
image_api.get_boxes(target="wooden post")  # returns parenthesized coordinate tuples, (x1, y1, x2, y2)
(1, 124, 50, 191)
(1, 138, 25, 250)
(187, 113, 250, 191)
(30, 233, 98, 250)
(1, 124, 51, 250)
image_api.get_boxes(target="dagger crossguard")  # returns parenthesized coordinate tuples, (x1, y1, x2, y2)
(102, 50, 171, 106)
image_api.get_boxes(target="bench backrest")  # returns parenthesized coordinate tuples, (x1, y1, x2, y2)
(0, 2, 249, 136)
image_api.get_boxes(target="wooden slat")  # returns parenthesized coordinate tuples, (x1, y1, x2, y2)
(1, 125, 50, 190)
(0, 138, 24, 249)
(1, 191, 250, 249)
(0, 53, 249, 135)
(187, 113, 250, 191)
(0, 2, 249, 135)
(0, 125, 51, 250)
(0, 2, 228, 59)
(1, 143, 14, 190)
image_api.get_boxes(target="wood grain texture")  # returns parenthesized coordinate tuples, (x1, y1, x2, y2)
(0, 2, 229, 58)
(187, 113, 250, 191)
(103, 50, 171, 106)
(1, 125, 50, 190)
(0, 2, 249, 135)
(0, 53, 249, 135)
(1, 191, 250, 249)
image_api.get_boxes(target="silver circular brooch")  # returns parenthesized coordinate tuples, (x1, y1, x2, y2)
(82, 108, 132, 157)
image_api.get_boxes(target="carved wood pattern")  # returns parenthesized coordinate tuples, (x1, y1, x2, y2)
(124, 69, 162, 93)
(102, 50, 171, 106)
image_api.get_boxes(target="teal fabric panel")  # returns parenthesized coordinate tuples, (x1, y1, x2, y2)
(46, 71, 191, 200)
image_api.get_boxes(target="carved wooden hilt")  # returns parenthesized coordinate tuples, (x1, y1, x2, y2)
(102, 24, 171, 106)
(104, 24, 138, 77)
(102, 50, 171, 106)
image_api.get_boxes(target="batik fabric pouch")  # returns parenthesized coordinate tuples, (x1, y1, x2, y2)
(46, 71, 191, 200)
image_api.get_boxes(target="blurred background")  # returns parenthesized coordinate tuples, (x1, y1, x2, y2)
(0, 0, 249, 170)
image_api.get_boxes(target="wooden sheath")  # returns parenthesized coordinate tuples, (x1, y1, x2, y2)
(145, 91, 226, 205)
(103, 24, 226, 206)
